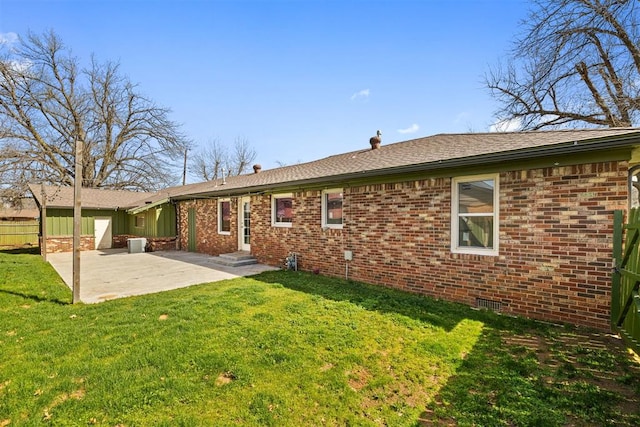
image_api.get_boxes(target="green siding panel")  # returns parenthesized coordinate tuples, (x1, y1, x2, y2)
(156, 204, 176, 237)
(127, 203, 176, 238)
(111, 210, 128, 235)
(45, 209, 125, 236)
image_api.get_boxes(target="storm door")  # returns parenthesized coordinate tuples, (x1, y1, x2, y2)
(239, 197, 250, 251)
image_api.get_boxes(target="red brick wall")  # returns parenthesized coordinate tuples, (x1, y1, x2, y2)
(178, 199, 238, 255)
(113, 234, 132, 249)
(42, 235, 95, 253)
(178, 160, 628, 330)
(113, 234, 177, 251)
(145, 237, 178, 251)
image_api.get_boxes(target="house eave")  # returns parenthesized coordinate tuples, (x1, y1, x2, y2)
(128, 198, 170, 215)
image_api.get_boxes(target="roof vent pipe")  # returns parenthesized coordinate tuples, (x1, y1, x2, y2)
(370, 130, 382, 149)
(253, 164, 262, 173)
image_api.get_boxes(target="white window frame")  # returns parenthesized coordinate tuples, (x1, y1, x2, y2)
(272, 193, 293, 227)
(451, 173, 499, 256)
(218, 198, 231, 235)
(321, 188, 343, 229)
(134, 214, 145, 228)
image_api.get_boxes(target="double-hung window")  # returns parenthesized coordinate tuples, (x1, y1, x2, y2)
(272, 193, 293, 227)
(218, 199, 231, 234)
(322, 189, 343, 229)
(451, 174, 499, 256)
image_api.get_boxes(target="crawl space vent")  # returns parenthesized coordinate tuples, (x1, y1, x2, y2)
(476, 298, 503, 312)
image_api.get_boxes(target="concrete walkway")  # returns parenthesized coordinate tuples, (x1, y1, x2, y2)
(47, 249, 279, 303)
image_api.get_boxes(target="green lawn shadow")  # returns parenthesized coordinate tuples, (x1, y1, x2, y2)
(0, 288, 69, 305)
(249, 273, 640, 426)
(0, 246, 40, 255)
(251, 270, 516, 332)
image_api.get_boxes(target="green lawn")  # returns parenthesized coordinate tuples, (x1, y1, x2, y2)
(1, 249, 639, 426)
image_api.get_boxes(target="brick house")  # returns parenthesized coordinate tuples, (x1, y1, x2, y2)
(167, 128, 640, 330)
(27, 128, 640, 330)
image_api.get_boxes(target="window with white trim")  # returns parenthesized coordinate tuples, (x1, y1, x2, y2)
(322, 189, 343, 229)
(451, 174, 499, 256)
(272, 193, 293, 227)
(134, 214, 145, 228)
(218, 199, 231, 234)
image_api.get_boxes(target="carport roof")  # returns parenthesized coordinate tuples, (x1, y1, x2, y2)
(28, 184, 152, 210)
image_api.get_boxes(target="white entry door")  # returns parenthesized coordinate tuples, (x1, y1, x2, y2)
(239, 197, 250, 252)
(94, 217, 113, 249)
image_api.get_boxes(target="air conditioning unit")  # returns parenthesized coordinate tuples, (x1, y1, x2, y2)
(127, 238, 147, 254)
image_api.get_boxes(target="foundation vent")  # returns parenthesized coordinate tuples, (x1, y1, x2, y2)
(476, 297, 503, 312)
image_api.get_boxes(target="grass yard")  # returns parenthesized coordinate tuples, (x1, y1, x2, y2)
(1, 249, 639, 426)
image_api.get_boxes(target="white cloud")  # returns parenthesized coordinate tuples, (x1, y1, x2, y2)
(350, 89, 370, 101)
(0, 32, 18, 46)
(489, 117, 522, 132)
(0, 58, 32, 84)
(397, 123, 420, 134)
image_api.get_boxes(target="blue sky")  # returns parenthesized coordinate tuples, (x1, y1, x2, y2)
(1, 0, 530, 180)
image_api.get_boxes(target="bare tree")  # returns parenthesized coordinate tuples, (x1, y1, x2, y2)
(190, 136, 256, 181)
(190, 138, 228, 181)
(486, 0, 640, 130)
(228, 136, 256, 176)
(0, 30, 187, 199)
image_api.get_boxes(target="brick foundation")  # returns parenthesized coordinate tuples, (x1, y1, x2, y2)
(178, 200, 239, 256)
(145, 237, 178, 252)
(41, 235, 95, 253)
(112, 234, 132, 249)
(177, 160, 628, 330)
(113, 234, 177, 251)
(43, 234, 177, 253)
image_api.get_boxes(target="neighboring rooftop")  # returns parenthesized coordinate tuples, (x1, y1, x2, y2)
(0, 198, 39, 219)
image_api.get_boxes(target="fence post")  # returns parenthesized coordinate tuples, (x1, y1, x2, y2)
(611, 209, 623, 330)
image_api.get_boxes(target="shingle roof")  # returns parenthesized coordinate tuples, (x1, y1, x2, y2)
(168, 127, 640, 199)
(28, 184, 151, 210)
(0, 198, 39, 219)
(27, 128, 640, 211)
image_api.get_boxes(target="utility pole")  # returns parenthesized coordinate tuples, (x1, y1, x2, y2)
(40, 182, 47, 262)
(72, 137, 83, 303)
(182, 147, 188, 185)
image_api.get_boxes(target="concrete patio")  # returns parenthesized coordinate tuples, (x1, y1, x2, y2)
(47, 249, 279, 303)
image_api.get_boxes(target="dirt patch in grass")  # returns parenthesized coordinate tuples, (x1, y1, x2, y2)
(319, 363, 334, 372)
(347, 366, 372, 391)
(215, 372, 236, 386)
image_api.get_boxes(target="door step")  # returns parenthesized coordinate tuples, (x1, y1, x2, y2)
(210, 251, 258, 267)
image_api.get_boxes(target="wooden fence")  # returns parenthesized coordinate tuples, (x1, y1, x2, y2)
(612, 209, 640, 355)
(0, 220, 39, 247)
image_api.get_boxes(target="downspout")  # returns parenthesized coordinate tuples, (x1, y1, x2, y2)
(344, 185, 350, 280)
